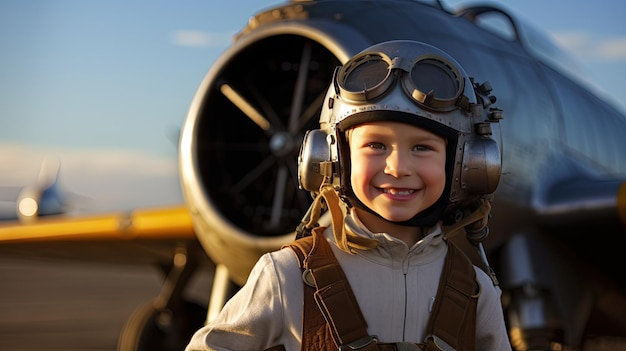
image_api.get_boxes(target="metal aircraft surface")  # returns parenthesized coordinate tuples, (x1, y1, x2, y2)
(1, 1, 625, 350)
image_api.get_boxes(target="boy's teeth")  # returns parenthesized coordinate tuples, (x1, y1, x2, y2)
(384, 188, 414, 195)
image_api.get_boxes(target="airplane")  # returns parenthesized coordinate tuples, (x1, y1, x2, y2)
(1, 1, 625, 351)
(0, 159, 66, 222)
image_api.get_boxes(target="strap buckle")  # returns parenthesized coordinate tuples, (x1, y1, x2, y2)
(424, 335, 456, 351)
(339, 335, 378, 350)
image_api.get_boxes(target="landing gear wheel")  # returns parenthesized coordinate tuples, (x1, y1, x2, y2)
(117, 299, 206, 351)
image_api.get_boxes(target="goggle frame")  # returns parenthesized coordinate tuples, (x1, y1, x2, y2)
(335, 51, 467, 112)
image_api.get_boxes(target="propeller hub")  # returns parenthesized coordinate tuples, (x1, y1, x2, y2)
(269, 131, 295, 157)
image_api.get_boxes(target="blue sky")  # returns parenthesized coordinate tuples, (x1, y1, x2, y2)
(1, 0, 625, 212)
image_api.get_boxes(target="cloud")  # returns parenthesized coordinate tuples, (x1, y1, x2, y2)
(0, 143, 176, 181)
(170, 30, 233, 48)
(0, 143, 182, 212)
(551, 31, 626, 61)
(597, 37, 626, 60)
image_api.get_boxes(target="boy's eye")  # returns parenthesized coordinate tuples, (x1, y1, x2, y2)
(414, 144, 431, 151)
(367, 142, 385, 149)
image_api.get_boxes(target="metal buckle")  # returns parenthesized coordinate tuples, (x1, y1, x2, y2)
(425, 334, 456, 351)
(339, 335, 378, 350)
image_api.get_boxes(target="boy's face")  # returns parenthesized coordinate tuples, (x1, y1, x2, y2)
(348, 121, 447, 224)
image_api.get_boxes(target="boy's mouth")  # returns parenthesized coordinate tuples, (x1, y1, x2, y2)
(382, 188, 415, 196)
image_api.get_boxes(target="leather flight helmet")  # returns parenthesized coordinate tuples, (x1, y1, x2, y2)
(298, 40, 503, 226)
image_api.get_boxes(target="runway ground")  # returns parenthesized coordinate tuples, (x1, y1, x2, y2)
(0, 256, 212, 351)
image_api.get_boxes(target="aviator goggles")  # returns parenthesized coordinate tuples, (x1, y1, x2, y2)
(335, 51, 468, 112)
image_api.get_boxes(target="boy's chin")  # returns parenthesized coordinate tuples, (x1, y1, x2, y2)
(357, 207, 418, 224)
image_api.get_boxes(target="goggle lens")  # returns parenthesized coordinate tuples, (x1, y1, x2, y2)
(342, 58, 388, 92)
(411, 59, 459, 101)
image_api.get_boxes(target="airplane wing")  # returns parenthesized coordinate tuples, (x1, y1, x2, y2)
(0, 205, 203, 265)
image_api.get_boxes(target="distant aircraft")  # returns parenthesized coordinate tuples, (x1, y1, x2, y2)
(1, 1, 625, 350)
(0, 159, 65, 222)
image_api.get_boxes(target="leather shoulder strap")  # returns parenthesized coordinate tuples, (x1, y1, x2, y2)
(305, 227, 373, 348)
(284, 227, 378, 351)
(282, 233, 314, 268)
(283, 228, 334, 351)
(424, 241, 479, 351)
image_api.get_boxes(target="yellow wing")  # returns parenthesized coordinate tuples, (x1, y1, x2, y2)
(0, 205, 194, 242)
(0, 205, 203, 265)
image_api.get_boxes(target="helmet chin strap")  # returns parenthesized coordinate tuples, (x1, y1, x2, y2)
(296, 184, 379, 254)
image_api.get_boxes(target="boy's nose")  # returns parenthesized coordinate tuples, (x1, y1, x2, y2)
(384, 151, 411, 177)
